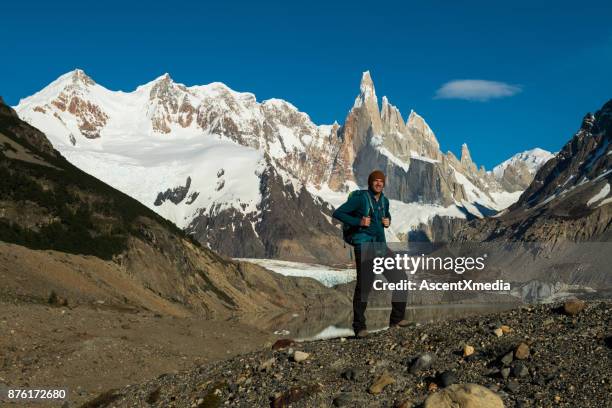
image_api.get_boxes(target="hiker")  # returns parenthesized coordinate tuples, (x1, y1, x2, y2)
(332, 170, 409, 338)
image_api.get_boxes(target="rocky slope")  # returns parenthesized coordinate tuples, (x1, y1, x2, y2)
(14, 71, 551, 262)
(0, 97, 349, 318)
(454, 99, 612, 244)
(424, 100, 612, 297)
(80, 301, 612, 408)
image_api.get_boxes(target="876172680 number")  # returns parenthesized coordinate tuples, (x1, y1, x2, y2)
(3, 388, 68, 400)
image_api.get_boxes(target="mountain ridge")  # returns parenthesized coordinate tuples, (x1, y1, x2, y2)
(453, 98, 612, 244)
(14, 70, 553, 262)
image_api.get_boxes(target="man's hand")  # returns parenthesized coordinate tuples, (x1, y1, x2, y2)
(360, 216, 371, 227)
(382, 217, 390, 228)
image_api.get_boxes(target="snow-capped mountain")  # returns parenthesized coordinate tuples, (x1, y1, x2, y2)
(490, 148, 554, 192)
(15, 69, 349, 264)
(492, 148, 555, 178)
(14, 69, 550, 262)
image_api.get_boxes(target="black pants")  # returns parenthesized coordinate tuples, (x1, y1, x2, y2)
(353, 247, 407, 332)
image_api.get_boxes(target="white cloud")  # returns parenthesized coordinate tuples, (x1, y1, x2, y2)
(434, 80, 522, 102)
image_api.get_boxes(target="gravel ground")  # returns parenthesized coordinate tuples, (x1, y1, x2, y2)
(80, 301, 611, 408)
(0, 302, 276, 408)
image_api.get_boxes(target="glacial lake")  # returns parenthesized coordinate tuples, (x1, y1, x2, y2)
(260, 303, 519, 341)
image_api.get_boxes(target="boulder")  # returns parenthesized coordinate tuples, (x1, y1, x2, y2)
(423, 383, 504, 408)
(292, 351, 310, 362)
(563, 299, 585, 316)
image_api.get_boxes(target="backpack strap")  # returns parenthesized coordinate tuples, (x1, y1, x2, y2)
(382, 195, 389, 216)
(363, 190, 375, 217)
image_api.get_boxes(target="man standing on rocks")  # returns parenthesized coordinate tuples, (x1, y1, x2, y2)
(333, 170, 409, 338)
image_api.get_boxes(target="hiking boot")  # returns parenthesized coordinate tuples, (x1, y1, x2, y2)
(389, 319, 411, 328)
(355, 329, 369, 338)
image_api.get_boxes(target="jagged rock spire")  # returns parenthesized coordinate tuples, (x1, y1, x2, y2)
(359, 71, 376, 100)
(460, 143, 472, 164)
(381, 96, 406, 134)
(352, 71, 382, 135)
(405, 110, 441, 158)
(460, 143, 477, 172)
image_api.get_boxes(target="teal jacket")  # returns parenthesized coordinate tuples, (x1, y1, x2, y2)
(332, 189, 390, 245)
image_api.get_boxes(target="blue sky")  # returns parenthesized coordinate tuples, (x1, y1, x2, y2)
(3, 0, 612, 168)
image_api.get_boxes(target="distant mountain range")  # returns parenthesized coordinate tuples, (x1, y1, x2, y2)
(458, 99, 612, 243)
(14, 70, 553, 263)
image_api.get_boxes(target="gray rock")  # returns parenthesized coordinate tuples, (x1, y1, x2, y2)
(340, 368, 359, 381)
(438, 370, 456, 387)
(506, 381, 519, 393)
(332, 392, 355, 407)
(409, 353, 434, 374)
(512, 361, 529, 378)
(501, 367, 511, 380)
(484, 368, 500, 376)
(501, 351, 514, 366)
